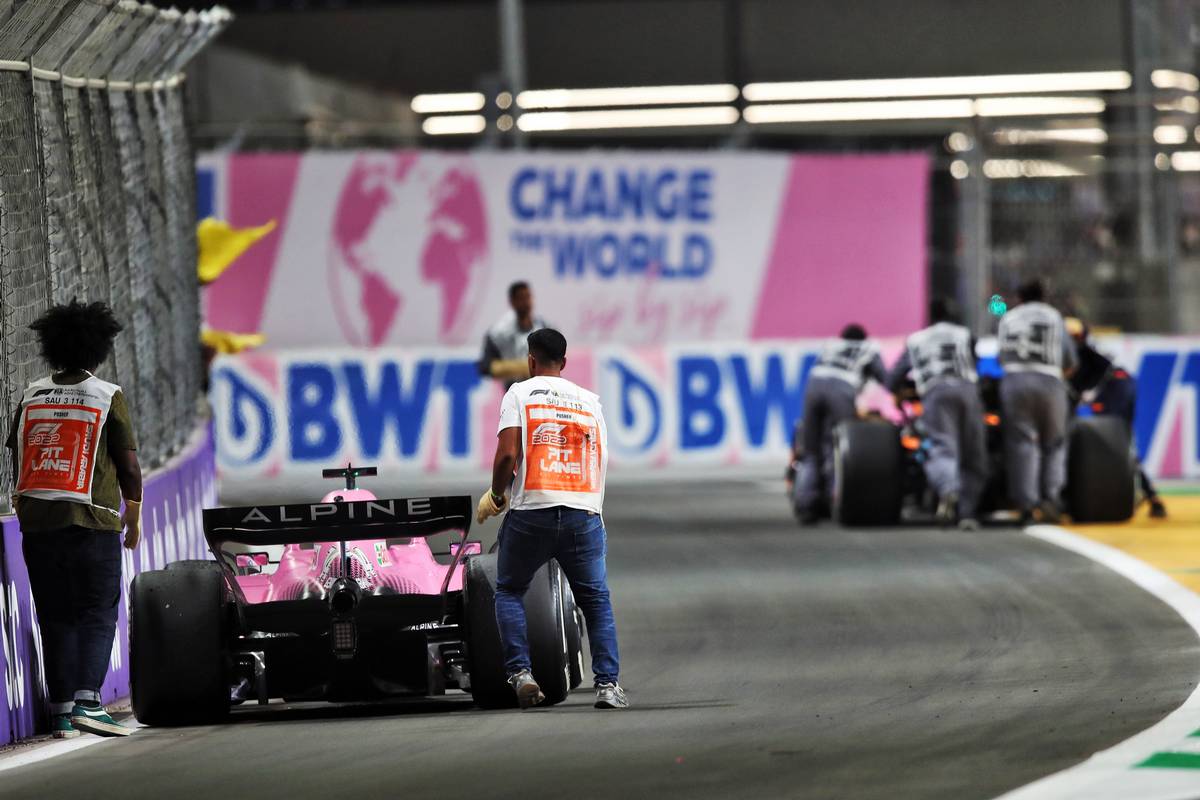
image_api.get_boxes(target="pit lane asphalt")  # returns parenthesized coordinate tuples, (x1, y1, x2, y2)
(4, 481, 1198, 800)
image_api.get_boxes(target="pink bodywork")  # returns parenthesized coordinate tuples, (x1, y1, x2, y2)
(233, 488, 475, 604)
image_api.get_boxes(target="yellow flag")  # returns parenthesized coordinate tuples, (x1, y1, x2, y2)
(197, 217, 277, 285)
(201, 329, 267, 355)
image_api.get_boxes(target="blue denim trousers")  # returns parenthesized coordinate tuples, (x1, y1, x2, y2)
(23, 527, 122, 714)
(495, 506, 620, 686)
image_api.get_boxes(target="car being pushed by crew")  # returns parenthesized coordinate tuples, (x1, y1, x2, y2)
(130, 466, 585, 725)
(830, 377, 1136, 526)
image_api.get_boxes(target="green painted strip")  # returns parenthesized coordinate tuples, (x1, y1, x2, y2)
(1137, 752, 1200, 769)
(1156, 486, 1200, 496)
(1191, 728, 1200, 738)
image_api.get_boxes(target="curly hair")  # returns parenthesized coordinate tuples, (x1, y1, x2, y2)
(29, 300, 123, 372)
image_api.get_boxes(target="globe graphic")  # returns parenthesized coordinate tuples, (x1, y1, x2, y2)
(328, 152, 489, 346)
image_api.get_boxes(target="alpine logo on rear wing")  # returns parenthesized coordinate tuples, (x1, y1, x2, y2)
(202, 495, 473, 545)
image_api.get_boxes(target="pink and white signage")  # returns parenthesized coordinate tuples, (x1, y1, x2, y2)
(199, 151, 929, 347)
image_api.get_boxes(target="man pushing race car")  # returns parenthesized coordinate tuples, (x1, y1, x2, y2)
(887, 299, 987, 530)
(793, 281, 1136, 527)
(476, 328, 628, 710)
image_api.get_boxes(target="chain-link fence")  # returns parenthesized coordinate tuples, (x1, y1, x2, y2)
(0, 0, 229, 507)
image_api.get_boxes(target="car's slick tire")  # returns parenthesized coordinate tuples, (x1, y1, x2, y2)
(1067, 416, 1136, 523)
(131, 567, 231, 726)
(560, 571, 586, 690)
(464, 554, 571, 709)
(833, 419, 905, 526)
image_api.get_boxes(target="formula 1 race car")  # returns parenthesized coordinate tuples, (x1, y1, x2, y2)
(831, 378, 1136, 526)
(129, 466, 586, 725)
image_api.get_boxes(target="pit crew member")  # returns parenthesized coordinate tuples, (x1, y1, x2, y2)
(794, 324, 888, 524)
(997, 280, 1078, 524)
(478, 281, 548, 387)
(888, 300, 987, 529)
(476, 328, 626, 710)
(6, 301, 143, 739)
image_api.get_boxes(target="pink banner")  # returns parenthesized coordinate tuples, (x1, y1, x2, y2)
(198, 150, 929, 347)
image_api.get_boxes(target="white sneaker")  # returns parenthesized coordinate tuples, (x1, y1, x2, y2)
(594, 683, 628, 709)
(936, 492, 959, 525)
(507, 670, 545, 709)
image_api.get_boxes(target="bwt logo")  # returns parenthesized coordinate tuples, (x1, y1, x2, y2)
(599, 350, 819, 458)
(212, 358, 486, 469)
(27, 422, 61, 445)
(531, 422, 568, 446)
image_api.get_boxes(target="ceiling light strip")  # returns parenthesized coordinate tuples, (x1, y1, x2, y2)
(411, 92, 485, 114)
(516, 84, 739, 110)
(516, 105, 739, 132)
(743, 71, 1131, 102)
(422, 114, 487, 135)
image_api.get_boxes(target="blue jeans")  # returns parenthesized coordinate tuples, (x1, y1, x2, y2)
(495, 507, 620, 686)
(23, 527, 122, 714)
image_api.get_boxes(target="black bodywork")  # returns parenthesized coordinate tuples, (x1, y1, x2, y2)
(202, 492, 478, 703)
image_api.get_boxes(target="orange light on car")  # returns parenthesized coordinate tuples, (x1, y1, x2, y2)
(901, 435, 921, 451)
(910, 402, 924, 417)
(984, 413, 1001, 426)
(1091, 402, 1105, 413)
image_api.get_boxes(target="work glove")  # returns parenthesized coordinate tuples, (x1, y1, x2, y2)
(489, 358, 530, 382)
(476, 490, 506, 525)
(122, 498, 142, 550)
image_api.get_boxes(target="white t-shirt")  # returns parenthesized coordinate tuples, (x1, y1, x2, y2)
(906, 322, 976, 394)
(809, 338, 885, 391)
(998, 302, 1077, 378)
(498, 375, 608, 513)
(485, 310, 547, 361)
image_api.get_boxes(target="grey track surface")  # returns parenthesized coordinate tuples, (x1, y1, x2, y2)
(5, 481, 1199, 800)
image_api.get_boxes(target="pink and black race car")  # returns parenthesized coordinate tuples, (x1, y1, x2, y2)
(129, 466, 585, 725)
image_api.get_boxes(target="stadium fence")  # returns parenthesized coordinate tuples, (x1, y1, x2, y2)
(0, 0, 228, 509)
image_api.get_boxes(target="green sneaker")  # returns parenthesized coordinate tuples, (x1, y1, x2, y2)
(70, 704, 133, 737)
(52, 713, 79, 739)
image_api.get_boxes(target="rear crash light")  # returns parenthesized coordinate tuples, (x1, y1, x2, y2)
(331, 620, 357, 659)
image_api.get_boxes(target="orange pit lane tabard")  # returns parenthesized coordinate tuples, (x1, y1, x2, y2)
(16, 376, 117, 505)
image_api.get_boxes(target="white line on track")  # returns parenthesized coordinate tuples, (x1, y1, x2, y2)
(996, 524, 1200, 800)
(0, 735, 109, 774)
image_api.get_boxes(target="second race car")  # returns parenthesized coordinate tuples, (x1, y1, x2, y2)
(828, 376, 1136, 526)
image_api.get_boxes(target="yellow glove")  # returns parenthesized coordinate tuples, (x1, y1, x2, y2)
(122, 499, 142, 550)
(489, 358, 530, 382)
(476, 490, 506, 525)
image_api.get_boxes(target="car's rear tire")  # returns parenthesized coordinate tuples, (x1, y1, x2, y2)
(131, 567, 231, 726)
(464, 554, 571, 709)
(1067, 416, 1136, 523)
(833, 419, 905, 526)
(560, 571, 585, 690)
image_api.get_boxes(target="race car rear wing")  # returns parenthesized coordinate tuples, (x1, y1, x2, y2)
(203, 496, 476, 603)
(202, 495, 473, 547)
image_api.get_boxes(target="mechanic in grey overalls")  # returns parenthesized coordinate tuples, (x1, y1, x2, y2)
(997, 280, 1078, 524)
(794, 324, 887, 524)
(888, 300, 987, 530)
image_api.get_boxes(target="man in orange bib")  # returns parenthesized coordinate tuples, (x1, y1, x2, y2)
(6, 301, 143, 739)
(476, 328, 626, 710)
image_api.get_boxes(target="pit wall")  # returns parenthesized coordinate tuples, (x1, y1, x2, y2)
(210, 335, 1200, 486)
(0, 425, 216, 744)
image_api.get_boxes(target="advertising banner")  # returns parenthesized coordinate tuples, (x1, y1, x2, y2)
(198, 151, 929, 348)
(211, 337, 1200, 484)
